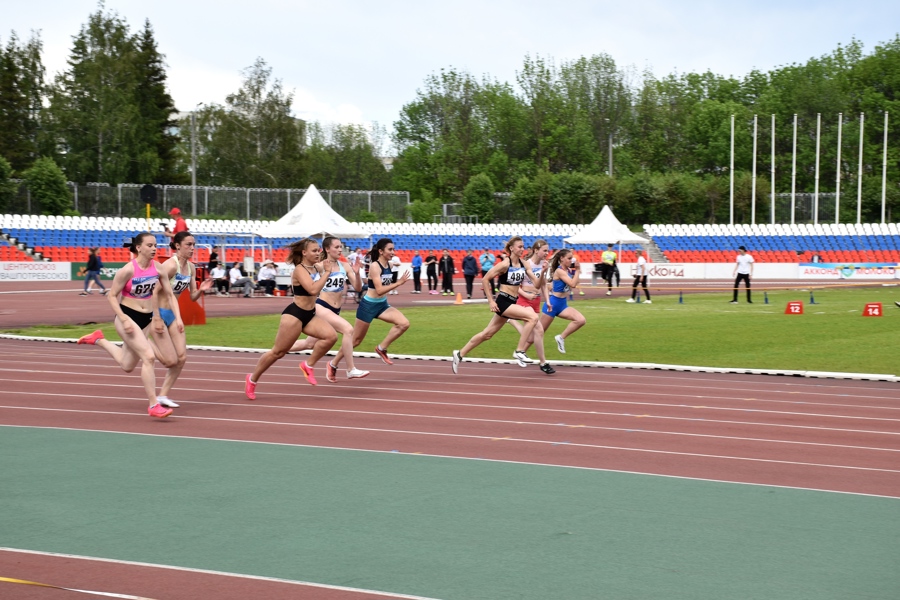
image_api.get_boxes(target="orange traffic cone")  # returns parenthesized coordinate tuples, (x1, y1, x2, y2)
(454, 293, 464, 305)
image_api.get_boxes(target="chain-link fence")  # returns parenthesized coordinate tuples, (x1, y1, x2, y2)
(7, 182, 411, 222)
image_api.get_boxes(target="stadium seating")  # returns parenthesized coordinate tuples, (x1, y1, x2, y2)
(644, 222, 900, 263)
(2, 214, 898, 265)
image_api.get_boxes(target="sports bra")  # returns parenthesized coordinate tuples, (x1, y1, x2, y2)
(321, 262, 347, 294)
(367, 261, 393, 288)
(551, 270, 570, 294)
(170, 257, 192, 296)
(292, 266, 319, 297)
(121, 259, 159, 300)
(497, 259, 526, 287)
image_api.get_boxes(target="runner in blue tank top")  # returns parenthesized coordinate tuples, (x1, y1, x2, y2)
(452, 236, 555, 375)
(153, 231, 215, 408)
(539, 248, 586, 354)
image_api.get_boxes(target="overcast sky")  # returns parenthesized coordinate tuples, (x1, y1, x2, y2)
(4, 1, 898, 133)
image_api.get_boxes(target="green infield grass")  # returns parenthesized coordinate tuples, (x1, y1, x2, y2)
(4, 286, 898, 375)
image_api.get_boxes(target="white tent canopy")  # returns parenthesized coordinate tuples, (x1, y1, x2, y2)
(255, 184, 371, 239)
(564, 205, 646, 245)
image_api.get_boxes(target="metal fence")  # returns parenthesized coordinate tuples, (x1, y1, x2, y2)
(7, 182, 411, 222)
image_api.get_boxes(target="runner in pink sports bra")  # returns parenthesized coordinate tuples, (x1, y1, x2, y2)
(121, 258, 160, 300)
(76, 232, 178, 419)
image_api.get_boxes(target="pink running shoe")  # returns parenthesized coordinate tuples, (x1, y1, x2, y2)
(77, 329, 104, 345)
(325, 361, 338, 383)
(374, 345, 393, 365)
(299, 361, 318, 385)
(148, 403, 173, 418)
(245, 373, 257, 400)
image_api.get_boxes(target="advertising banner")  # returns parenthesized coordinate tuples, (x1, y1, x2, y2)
(71, 262, 128, 280)
(799, 263, 897, 280)
(0, 261, 72, 281)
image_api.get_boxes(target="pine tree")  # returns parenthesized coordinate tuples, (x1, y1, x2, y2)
(133, 19, 181, 183)
(0, 32, 43, 172)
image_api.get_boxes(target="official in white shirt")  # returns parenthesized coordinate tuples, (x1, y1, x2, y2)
(626, 248, 651, 303)
(731, 246, 754, 304)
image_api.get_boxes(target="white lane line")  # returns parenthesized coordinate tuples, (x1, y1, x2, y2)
(1, 388, 898, 453)
(0, 548, 442, 600)
(2, 408, 899, 475)
(2, 425, 897, 499)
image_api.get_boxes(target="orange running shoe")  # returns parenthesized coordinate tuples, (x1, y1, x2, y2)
(148, 403, 173, 418)
(245, 373, 257, 400)
(374, 345, 393, 365)
(299, 361, 318, 385)
(77, 330, 104, 345)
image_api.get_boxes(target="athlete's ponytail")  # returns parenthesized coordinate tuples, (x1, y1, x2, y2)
(550, 248, 572, 273)
(367, 238, 393, 264)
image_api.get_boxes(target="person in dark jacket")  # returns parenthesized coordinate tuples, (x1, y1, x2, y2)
(425, 250, 438, 294)
(462, 250, 479, 299)
(439, 249, 455, 296)
(80, 247, 107, 295)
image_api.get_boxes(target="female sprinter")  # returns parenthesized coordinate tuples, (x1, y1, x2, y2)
(152, 231, 214, 407)
(76, 232, 180, 418)
(332, 238, 410, 369)
(541, 248, 586, 354)
(452, 236, 555, 375)
(244, 238, 338, 399)
(506, 239, 550, 356)
(289, 236, 370, 382)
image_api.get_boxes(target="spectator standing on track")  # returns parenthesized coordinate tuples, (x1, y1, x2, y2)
(411, 251, 423, 294)
(452, 236, 554, 375)
(479, 248, 496, 297)
(76, 232, 179, 418)
(229, 262, 254, 298)
(245, 238, 338, 397)
(81, 247, 108, 296)
(462, 250, 479, 299)
(439, 249, 455, 296)
(425, 250, 438, 294)
(626, 248, 651, 304)
(162, 207, 188, 239)
(600, 244, 617, 296)
(257, 260, 277, 296)
(731, 246, 754, 304)
(210, 263, 229, 296)
(154, 231, 214, 408)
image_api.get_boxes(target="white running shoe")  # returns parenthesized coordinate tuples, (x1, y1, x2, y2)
(513, 350, 532, 367)
(644, 300, 652, 304)
(605, 291, 611, 296)
(157, 396, 180, 408)
(347, 368, 370, 379)
(554, 334, 566, 354)
(626, 298, 636, 303)
(452, 350, 462, 374)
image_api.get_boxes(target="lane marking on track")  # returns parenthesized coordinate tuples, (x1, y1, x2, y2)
(0, 548, 441, 600)
(0, 575, 157, 599)
(2, 410, 899, 475)
(1, 343, 897, 395)
(3, 370, 900, 423)
(4, 387, 900, 442)
(1, 335, 895, 382)
(2, 425, 897, 499)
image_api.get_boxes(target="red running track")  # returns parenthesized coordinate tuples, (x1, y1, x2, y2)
(1, 337, 898, 598)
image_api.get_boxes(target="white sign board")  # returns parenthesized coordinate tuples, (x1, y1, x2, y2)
(0, 261, 72, 281)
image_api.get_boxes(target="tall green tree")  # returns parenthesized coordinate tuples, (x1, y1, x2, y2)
(0, 31, 44, 172)
(24, 157, 74, 215)
(193, 58, 306, 188)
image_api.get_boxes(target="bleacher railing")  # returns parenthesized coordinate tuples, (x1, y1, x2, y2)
(8, 182, 410, 222)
